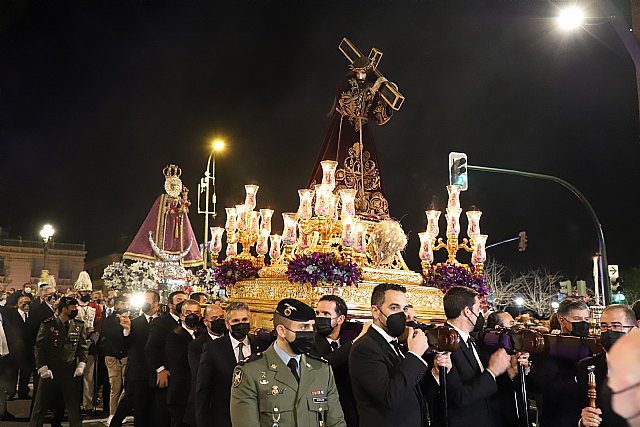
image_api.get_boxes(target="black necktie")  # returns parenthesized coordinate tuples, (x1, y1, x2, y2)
(64, 321, 70, 330)
(466, 338, 481, 372)
(237, 342, 245, 362)
(390, 339, 404, 358)
(330, 341, 339, 352)
(287, 358, 300, 383)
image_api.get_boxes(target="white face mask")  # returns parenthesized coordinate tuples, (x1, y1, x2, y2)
(24, 287, 32, 294)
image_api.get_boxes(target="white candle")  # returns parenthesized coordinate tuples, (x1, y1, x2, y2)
(466, 210, 482, 240)
(282, 213, 297, 245)
(225, 207, 237, 233)
(297, 189, 314, 220)
(341, 215, 355, 247)
(447, 185, 461, 209)
(425, 210, 441, 237)
(418, 232, 433, 263)
(593, 255, 600, 305)
(269, 234, 282, 260)
(321, 160, 338, 191)
(244, 185, 259, 210)
(446, 207, 462, 237)
(340, 189, 357, 218)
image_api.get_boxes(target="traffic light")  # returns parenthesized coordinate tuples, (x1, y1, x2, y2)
(448, 152, 468, 191)
(518, 231, 528, 252)
(611, 277, 625, 302)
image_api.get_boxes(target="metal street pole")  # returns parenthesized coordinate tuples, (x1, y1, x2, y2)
(199, 140, 224, 269)
(467, 164, 611, 305)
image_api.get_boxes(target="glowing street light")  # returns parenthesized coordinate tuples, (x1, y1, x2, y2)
(199, 139, 226, 268)
(557, 7, 585, 30)
(515, 297, 525, 307)
(39, 224, 55, 279)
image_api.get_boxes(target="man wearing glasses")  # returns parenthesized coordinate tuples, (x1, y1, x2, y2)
(576, 304, 636, 427)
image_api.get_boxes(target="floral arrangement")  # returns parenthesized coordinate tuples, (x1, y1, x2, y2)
(194, 268, 220, 295)
(424, 262, 488, 296)
(102, 261, 158, 292)
(213, 259, 259, 288)
(102, 261, 129, 290)
(286, 252, 362, 287)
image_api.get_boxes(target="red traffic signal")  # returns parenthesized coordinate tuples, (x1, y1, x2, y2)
(518, 231, 528, 252)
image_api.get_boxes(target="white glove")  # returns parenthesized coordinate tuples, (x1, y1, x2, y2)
(38, 365, 53, 380)
(73, 362, 86, 377)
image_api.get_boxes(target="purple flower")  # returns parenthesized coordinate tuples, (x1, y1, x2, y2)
(213, 259, 259, 288)
(286, 252, 362, 287)
(424, 262, 488, 296)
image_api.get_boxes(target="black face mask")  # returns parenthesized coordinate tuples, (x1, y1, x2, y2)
(380, 310, 407, 338)
(80, 294, 91, 303)
(184, 313, 200, 329)
(96, 299, 103, 305)
(315, 317, 336, 337)
(231, 322, 251, 341)
(141, 302, 152, 314)
(46, 294, 58, 303)
(174, 301, 184, 315)
(600, 330, 626, 351)
(68, 309, 79, 320)
(21, 303, 31, 311)
(570, 321, 590, 337)
(287, 330, 316, 355)
(209, 318, 227, 335)
(469, 310, 484, 334)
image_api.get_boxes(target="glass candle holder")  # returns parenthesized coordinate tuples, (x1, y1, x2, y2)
(282, 213, 297, 245)
(471, 234, 488, 265)
(256, 229, 269, 256)
(209, 227, 224, 253)
(425, 210, 441, 237)
(244, 185, 259, 210)
(446, 207, 462, 237)
(226, 242, 238, 257)
(225, 207, 237, 233)
(447, 184, 461, 209)
(418, 232, 434, 264)
(249, 211, 260, 236)
(466, 210, 482, 241)
(298, 231, 311, 250)
(269, 234, 282, 260)
(341, 215, 356, 247)
(235, 204, 248, 231)
(260, 208, 274, 233)
(321, 160, 338, 191)
(339, 189, 357, 218)
(354, 223, 366, 253)
(314, 184, 331, 217)
(329, 194, 339, 223)
(297, 189, 314, 220)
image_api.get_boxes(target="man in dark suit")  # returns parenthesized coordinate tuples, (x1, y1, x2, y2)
(529, 298, 591, 427)
(576, 304, 635, 427)
(313, 295, 367, 427)
(0, 304, 19, 420)
(144, 290, 186, 427)
(165, 299, 201, 427)
(7, 295, 33, 400)
(349, 283, 446, 427)
(184, 304, 225, 427)
(195, 301, 261, 427)
(111, 289, 160, 427)
(429, 286, 511, 427)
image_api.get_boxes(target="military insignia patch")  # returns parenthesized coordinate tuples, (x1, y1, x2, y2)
(232, 367, 243, 388)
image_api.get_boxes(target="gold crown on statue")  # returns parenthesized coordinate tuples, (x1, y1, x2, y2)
(163, 164, 182, 179)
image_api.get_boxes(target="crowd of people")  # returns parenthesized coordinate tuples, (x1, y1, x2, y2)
(1, 277, 640, 427)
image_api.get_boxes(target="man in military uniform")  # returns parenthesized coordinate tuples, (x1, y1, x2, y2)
(29, 296, 89, 427)
(231, 298, 346, 427)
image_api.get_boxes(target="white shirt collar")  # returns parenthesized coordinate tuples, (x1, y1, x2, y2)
(371, 323, 397, 343)
(229, 333, 249, 349)
(208, 331, 223, 341)
(18, 309, 27, 317)
(170, 312, 180, 323)
(181, 324, 196, 339)
(325, 337, 340, 346)
(448, 322, 471, 343)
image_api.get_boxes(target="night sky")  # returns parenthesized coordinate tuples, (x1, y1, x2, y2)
(1, 0, 638, 284)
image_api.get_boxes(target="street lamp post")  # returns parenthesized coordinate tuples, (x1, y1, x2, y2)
(198, 140, 225, 269)
(40, 224, 55, 280)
